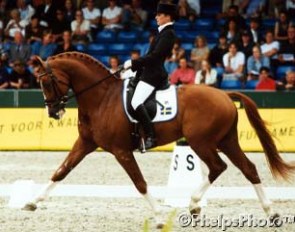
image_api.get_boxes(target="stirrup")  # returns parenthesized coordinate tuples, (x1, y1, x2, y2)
(139, 137, 157, 153)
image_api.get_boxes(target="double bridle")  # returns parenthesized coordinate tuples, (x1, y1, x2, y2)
(38, 61, 123, 111)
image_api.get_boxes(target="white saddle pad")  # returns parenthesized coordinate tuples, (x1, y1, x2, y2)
(123, 79, 178, 123)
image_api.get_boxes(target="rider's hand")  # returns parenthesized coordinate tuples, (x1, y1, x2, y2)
(123, 59, 132, 70)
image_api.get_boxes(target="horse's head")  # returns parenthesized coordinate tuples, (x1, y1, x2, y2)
(32, 56, 70, 120)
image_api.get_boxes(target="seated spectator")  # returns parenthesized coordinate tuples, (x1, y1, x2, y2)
(247, 45, 270, 80)
(255, 66, 276, 90)
(0, 0, 9, 27)
(248, 16, 262, 44)
(274, 10, 292, 43)
(221, 5, 246, 30)
(4, 8, 26, 40)
(8, 59, 24, 89)
(194, 59, 217, 86)
(54, 30, 76, 54)
(102, 0, 123, 30)
(209, 33, 228, 68)
(121, 0, 148, 31)
(240, 0, 266, 18)
(71, 10, 91, 45)
(277, 25, 295, 66)
(186, 0, 200, 17)
(221, 0, 243, 17)
(286, 0, 295, 16)
(82, 0, 101, 38)
(170, 57, 195, 85)
(223, 42, 245, 81)
(267, 0, 285, 18)
(190, 35, 210, 71)
(17, 0, 35, 27)
(64, 0, 76, 28)
(277, 70, 295, 90)
(238, 29, 254, 60)
(177, 0, 197, 22)
(25, 14, 45, 46)
(260, 30, 280, 61)
(221, 18, 240, 44)
(51, 9, 71, 43)
(0, 59, 9, 89)
(164, 38, 185, 75)
(35, 0, 57, 28)
(109, 55, 120, 73)
(8, 31, 31, 65)
(33, 32, 57, 60)
(10, 59, 38, 89)
(121, 49, 140, 79)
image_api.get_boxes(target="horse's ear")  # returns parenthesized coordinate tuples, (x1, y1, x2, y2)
(31, 55, 45, 68)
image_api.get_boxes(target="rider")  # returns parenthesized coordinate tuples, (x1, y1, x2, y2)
(124, 2, 177, 150)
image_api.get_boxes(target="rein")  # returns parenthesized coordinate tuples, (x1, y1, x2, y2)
(39, 60, 124, 102)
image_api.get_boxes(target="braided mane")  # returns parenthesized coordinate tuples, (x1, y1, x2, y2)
(49, 51, 111, 74)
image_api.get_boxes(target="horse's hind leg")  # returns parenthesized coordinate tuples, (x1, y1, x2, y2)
(188, 146, 227, 216)
(23, 136, 97, 211)
(218, 128, 275, 216)
(114, 150, 163, 228)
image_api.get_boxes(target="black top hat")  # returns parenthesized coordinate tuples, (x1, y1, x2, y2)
(156, 2, 177, 20)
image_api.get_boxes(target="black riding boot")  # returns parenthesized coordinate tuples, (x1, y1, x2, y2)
(135, 104, 157, 151)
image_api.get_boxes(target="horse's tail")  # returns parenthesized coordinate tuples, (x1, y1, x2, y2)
(227, 91, 295, 181)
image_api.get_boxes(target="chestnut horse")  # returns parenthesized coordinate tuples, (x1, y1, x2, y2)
(25, 52, 294, 227)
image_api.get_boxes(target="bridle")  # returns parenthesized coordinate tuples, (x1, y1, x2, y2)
(38, 60, 123, 113)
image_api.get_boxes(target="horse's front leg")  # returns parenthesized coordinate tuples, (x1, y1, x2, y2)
(114, 150, 164, 229)
(23, 136, 97, 211)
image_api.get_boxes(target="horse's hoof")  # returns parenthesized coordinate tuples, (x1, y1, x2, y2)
(22, 203, 37, 211)
(156, 223, 165, 229)
(190, 207, 201, 219)
(269, 213, 282, 227)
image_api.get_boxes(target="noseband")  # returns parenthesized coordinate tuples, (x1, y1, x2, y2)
(38, 61, 68, 109)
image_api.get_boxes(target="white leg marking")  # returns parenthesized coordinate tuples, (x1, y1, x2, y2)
(189, 178, 211, 211)
(254, 183, 273, 215)
(33, 181, 59, 204)
(143, 191, 163, 226)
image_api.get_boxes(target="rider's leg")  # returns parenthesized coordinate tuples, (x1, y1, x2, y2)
(131, 81, 156, 149)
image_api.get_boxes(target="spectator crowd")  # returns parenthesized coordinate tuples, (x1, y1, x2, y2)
(0, 0, 294, 91)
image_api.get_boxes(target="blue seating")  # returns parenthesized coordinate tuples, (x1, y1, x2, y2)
(193, 19, 214, 31)
(108, 43, 133, 55)
(118, 54, 129, 63)
(149, 20, 157, 29)
(201, 7, 221, 17)
(216, 18, 226, 28)
(139, 30, 151, 42)
(262, 18, 276, 30)
(133, 43, 149, 56)
(87, 43, 107, 55)
(245, 80, 259, 89)
(276, 65, 295, 80)
(220, 80, 242, 89)
(117, 31, 138, 43)
(174, 19, 191, 31)
(93, 55, 110, 66)
(75, 43, 87, 52)
(199, 31, 219, 43)
(182, 31, 200, 43)
(95, 30, 116, 43)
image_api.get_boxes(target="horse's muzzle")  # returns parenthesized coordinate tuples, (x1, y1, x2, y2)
(49, 108, 65, 120)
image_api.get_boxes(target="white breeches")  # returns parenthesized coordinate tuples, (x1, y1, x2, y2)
(131, 81, 155, 110)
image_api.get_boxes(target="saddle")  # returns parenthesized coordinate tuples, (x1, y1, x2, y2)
(123, 77, 178, 150)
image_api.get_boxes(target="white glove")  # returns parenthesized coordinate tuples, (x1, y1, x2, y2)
(123, 59, 132, 70)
